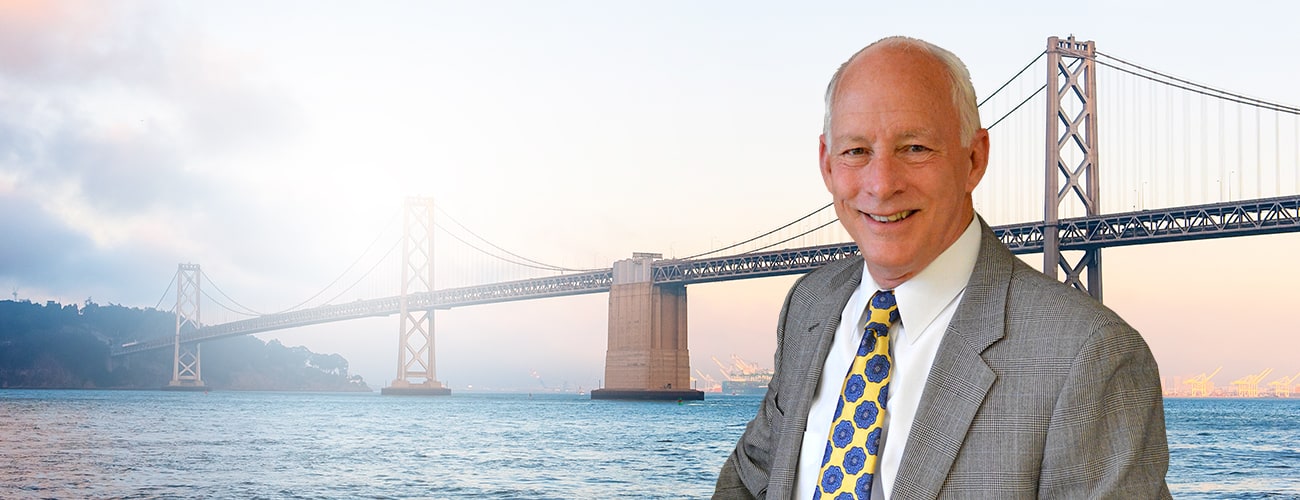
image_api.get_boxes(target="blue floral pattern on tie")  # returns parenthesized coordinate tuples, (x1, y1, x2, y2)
(844, 375, 865, 403)
(858, 333, 876, 356)
(871, 291, 895, 309)
(816, 289, 898, 500)
(821, 465, 844, 492)
(865, 427, 883, 455)
(853, 401, 878, 429)
(865, 354, 890, 383)
(832, 420, 855, 448)
(843, 447, 867, 475)
(855, 474, 873, 498)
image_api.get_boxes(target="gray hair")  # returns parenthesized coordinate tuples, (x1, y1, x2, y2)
(822, 36, 981, 144)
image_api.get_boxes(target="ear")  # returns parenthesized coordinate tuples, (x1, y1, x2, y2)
(819, 133, 834, 192)
(965, 128, 990, 193)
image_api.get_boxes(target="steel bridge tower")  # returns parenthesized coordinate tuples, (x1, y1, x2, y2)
(382, 197, 451, 395)
(1044, 36, 1103, 300)
(165, 263, 205, 390)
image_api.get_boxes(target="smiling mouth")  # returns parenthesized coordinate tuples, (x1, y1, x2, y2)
(868, 210, 916, 223)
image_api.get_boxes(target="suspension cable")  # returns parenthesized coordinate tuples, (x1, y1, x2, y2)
(434, 205, 597, 272)
(985, 84, 1047, 131)
(679, 203, 834, 260)
(201, 270, 264, 316)
(1097, 51, 1300, 113)
(433, 222, 598, 272)
(1096, 59, 1299, 115)
(198, 286, 256, 318)
(320, 239, 401, 305)
(152, 269, 178, 311)
(741, 219, 842, 255)
(978, 51, 1046, 108)
(269, 208, 401, 314)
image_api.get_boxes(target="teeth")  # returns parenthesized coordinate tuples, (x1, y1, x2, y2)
(869, 210, 914, 223)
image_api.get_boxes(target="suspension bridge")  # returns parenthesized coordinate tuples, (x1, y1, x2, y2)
(110, 36, 1300, 399)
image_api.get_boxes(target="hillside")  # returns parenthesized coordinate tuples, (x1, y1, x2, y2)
(0, 300, 369, 391)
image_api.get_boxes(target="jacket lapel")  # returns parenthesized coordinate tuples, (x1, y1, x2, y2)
(766, 258, 862, 500)
(892, 220, 1010, 500)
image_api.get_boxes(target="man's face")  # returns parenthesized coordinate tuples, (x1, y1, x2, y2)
(819, 46, 989, 289)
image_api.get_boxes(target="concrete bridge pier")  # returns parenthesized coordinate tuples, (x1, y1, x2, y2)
(592, 254, 704, 401)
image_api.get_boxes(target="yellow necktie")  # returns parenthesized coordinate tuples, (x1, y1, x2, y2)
(816, 289, 897, 499)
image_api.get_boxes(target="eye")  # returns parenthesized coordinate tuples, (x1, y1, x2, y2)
(904, 144, 930, 153)
(843, 147, 867, 157)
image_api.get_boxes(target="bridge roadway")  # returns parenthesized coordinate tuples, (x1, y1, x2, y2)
(112, 195, 1300, 357)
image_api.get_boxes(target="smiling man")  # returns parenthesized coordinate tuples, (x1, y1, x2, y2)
(713, 37, 1170, 499)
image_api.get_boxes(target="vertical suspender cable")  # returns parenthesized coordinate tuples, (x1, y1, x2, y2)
(1170, 83, 1180, 206)
(1220, 100, 1226, 200)
(1201, 95, 1208, 203)
(1184, 92, 1191, 204)
(1150, 81, 1157, 208)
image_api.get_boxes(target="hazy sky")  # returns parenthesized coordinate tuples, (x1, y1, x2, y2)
(2, 0, 1298, 391)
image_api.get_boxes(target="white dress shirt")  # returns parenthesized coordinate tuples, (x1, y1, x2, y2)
(794, 217, 982, 500)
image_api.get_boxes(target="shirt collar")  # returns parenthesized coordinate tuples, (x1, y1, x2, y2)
(861, 216, 982, 345)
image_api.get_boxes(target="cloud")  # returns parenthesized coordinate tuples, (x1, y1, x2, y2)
(0, 1, 303, 304)
(0, 191, 171, 305)
(0, 191, 90, 282)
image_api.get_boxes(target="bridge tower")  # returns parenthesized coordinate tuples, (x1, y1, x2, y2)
(1044, 35, 1103, 300)
(382, 197, 451, 396)
(165, 263, 205, 390)
(592, 253, 704, 401)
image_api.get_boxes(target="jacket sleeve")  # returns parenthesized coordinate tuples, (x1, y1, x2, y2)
(713, 272, 810, 500)
(713, 454, 757, 500)
(1038, 320, 1172, 499)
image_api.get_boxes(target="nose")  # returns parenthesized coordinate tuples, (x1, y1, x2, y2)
(859, 154, 906, 200)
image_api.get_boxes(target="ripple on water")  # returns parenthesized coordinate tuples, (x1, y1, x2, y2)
(0, 392, 1296, 498)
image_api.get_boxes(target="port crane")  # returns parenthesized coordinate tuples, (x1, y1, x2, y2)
(1185, 367, 1221, 397)
(1269, 371, 1300, 398)
(713, 355, 767, 377)
(1230, 368, 1274, 397)
(693, 369, 720, 392)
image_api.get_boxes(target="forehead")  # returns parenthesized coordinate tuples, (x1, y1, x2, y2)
(829, 46, 958, 138)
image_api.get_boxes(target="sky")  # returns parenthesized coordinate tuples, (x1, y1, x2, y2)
(2, 0, 1298, 391)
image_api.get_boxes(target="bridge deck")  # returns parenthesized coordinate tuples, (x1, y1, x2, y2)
(112, 195, 1300, 356)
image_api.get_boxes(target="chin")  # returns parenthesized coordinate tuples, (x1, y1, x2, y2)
(860, 245, 917, 268)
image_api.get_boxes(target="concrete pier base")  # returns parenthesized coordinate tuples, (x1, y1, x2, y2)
(381, 380, 451, 396)
(590, 388, 704, 401)
(381, 386, 452, 396)
(160, 384, 209, 392)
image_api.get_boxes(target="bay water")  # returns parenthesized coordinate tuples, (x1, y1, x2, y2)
(0, 390, 1295, 499)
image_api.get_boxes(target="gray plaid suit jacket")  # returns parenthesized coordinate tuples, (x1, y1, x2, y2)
(713, 219, 1171, 499)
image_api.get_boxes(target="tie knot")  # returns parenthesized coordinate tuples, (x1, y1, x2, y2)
(870, 289, 896, 310)
(865, 290, 898, 338)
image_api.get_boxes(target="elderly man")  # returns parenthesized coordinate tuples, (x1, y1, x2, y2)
(713, 37, 1170, 499)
